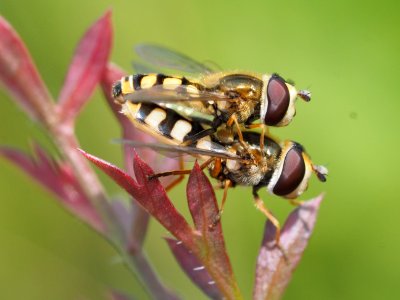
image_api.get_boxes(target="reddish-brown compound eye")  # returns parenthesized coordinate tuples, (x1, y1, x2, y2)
(273, 147, 305, 196)
(265, 74, 290, 125)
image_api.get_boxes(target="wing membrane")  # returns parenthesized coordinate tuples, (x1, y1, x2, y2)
(135, 44, 213, 74)
(122, 84, 231, 103)
(113, 139, 245, 161)
(132, 61, 162, 74)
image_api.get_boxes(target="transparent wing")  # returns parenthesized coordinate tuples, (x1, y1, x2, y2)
(114, 139, 246, 161)
(122, 84, 232, 103)
(132, 61, 162, 74)
(135, 44, 213, 74)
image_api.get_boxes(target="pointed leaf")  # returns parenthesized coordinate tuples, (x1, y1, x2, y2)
(187, 163, 241, 299)
(166, 238, 223, 300)
(80, 149, 196, 248)
(0, 16, 53, 121)
(0, 144, 105, 233)
(57, 10, 112, 123)
(253, 194, 325, 300)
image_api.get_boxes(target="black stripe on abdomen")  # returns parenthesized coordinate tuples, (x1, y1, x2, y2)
(136, 103, 158, 123)
(158, 107, 182, 138)
(133, 74, 144, 90)
(156, 73, 167, 85)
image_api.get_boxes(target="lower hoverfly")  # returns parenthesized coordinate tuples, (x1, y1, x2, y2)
(112, 44, 311, 147)
(118, 99, 327, 240)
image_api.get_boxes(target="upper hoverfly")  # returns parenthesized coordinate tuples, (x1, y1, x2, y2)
(112, 44, 312, 146)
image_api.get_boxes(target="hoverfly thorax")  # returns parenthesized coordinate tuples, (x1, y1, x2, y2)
(212, 73, 263, 123)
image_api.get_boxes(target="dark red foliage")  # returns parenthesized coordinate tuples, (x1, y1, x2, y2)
(187, 163, 240, 298)
(80, 149, 196, 249)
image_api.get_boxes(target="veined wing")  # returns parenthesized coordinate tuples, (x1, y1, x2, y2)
(135, 44, 213, 74)
(122, 83, 232, 103)
(114, 139, 246, 161)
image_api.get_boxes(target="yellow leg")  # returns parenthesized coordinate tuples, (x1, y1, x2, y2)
(244, 123, 267, 151)
(210, 179, 232, 228)
(253, 190, 289, 261)
(253, 193, 281, 244)
(227, 114, 247, 149)
(260, 124, 265, 152)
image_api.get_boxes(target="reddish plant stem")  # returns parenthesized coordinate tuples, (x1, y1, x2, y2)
(123, 251, 181, 300)
(44, 120, 179, 300)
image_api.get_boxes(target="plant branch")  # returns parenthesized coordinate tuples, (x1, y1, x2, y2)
(48, 122, 179, 300)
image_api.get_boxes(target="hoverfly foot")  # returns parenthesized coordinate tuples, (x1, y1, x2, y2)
(147, 174, 157, 180)
(209, 210, 223, 230)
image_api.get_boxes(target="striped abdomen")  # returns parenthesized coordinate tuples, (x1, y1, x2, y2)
(112, 73, 203, 102)
(121, 101, 207, 145)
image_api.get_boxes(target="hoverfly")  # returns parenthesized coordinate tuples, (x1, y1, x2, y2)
(112, 44, 311, 147)
(118, 98, 327, 241)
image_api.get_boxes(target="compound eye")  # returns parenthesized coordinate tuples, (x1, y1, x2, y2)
(273, 147, 305, 196)
(265, 75, 290, 125)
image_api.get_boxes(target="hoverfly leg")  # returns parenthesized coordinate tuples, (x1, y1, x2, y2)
(210, 179, 232, 229)
(148, 169, 192, 180)
(210, 158, 222, 178)
(252, 190, 281, 244)
(180, 128, 216, 147)
(227, 114, 247, 150)
(244, 123, 267, 151)
(164, 157, 185, 192)
(260, 125, 266, 152)
(253, 190, 290, 262)
(148, 158, 214, 180)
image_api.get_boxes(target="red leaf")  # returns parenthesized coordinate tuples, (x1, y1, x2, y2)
(0, 16, 53, 121)
(253, 194, 325, 300)
(57, 10, 112, 123)
(166, 238, 223, 300)
(80, 149, 196, 248)
(0, 144, 105, 233)
(187, 163, 241, 299)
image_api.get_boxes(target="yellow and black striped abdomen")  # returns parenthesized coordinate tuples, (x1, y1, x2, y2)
(121, 101, 206, 145)
(114, 73, 200, 97)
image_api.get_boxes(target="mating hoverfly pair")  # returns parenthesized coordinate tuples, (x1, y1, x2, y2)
(112, 44, 327, 241)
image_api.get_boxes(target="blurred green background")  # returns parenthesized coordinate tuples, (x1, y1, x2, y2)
(1, 0, 399, 299)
